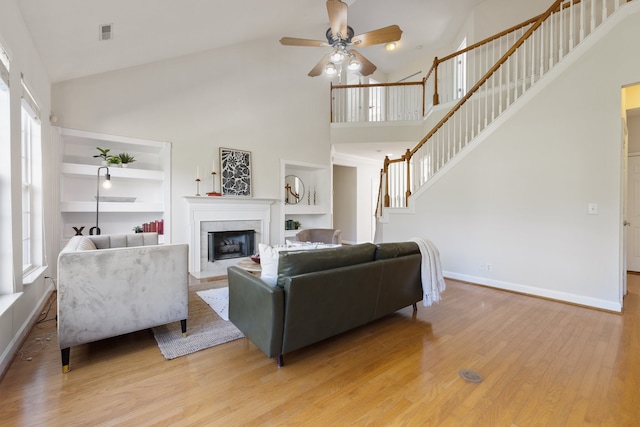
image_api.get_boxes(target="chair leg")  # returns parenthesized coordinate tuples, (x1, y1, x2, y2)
(61, 348, 70, 373)
(181, 319, 187, 337)
(413, 303, 417, 311)
(277, 354, 284, 367)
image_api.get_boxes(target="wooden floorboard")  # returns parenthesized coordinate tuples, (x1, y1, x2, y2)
(1, 275, 638, 426)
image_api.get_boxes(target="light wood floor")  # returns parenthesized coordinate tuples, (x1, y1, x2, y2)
(1, 275, 638, 426)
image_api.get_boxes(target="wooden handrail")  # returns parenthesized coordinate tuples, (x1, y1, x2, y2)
(410, 0, 563, 157)
(331, 81, 423, 90)
(423, 11, 547, 101)
(331, 8, 548, 124)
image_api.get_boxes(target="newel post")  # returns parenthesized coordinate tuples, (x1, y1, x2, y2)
(404, 149, 412, 207)
(383, 156, 390, 208)
(432, 57, 440, 106)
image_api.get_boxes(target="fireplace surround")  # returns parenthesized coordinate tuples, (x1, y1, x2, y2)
(184, 196, 275, 277)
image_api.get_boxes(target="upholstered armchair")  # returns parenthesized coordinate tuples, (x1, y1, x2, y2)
(295, 228, 342, 244)
(57, 233, 188, 372)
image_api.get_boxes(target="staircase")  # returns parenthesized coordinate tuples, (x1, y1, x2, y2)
(334, 0, 635, 211)
(332, 0, 640, 311)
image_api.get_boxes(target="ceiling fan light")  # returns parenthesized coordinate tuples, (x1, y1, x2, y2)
(347, 58, 361, 71)
(325, 62, 338, 75)
(385, 42, 396, 52)
(330, 50, 344, 63)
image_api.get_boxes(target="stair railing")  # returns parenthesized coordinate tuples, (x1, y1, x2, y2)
(381, 0, 632, 210)
(331, 12, 544, 124)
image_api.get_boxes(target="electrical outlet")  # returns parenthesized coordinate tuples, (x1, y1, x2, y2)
(480, 263, 492, 271)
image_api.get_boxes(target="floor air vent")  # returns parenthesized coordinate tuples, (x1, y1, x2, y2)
(458, 369, 484, 383)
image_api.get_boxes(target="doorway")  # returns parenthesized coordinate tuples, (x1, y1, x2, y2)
(333, 165, 357, 244)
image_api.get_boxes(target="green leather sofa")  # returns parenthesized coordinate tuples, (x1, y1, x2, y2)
(227, 242, 422, 366)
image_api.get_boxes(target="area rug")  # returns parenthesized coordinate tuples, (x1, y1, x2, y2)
(196, 287, 230, 321)
(152, 282, 244, 360)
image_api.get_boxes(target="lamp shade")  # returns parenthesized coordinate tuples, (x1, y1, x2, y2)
(325, 62, 338, 75)
(347, 57, 361, 71)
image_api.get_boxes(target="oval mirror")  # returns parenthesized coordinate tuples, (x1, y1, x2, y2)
(284, 175, 305, 204)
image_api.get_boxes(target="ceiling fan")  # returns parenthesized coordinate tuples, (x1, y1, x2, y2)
(279, 0, 402, 77)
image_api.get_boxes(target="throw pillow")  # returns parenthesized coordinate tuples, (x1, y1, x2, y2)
(259, 243, 280, 286)
(77, 237, 97, 251)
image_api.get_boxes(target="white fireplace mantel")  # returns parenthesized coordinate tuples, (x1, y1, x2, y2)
(183, 196, 276, 274)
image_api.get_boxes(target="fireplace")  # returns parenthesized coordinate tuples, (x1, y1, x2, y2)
(208, 230, 256, 262)
(184, 196, 275, 278)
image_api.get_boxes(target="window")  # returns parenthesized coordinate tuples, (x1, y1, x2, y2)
(20, 78, 42, 275)
(0, 44, 10, 293)
(454, 38, 467, 100)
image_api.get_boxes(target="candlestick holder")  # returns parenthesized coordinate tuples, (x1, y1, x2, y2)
(195, 178, 201, 196)
(206, 171, 222, 196)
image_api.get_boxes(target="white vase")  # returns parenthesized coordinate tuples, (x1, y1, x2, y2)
(121, 163, 128, 168)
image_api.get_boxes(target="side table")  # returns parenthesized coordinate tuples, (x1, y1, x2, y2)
(236, 258, 262, 275)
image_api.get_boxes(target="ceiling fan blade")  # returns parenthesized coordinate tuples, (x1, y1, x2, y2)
(351, 25, 403, 47)
(326, 0, 348, 40)
(350, 50, 377, 76)
(308, 53, 332, 77)
(280, 37, 328, 47)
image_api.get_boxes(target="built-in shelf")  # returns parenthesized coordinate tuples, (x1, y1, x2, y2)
(61, 163, 164, 181)
(54, 127, 171, 247)
(60, 202, 165, 213)
(280, 159, 332, 244)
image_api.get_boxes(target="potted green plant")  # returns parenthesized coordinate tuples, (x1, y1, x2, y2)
(107, 155, 121, 166)
(118, 152, 136, 168)
(93, 147, 111, 165)
(132, 225, 143, 233)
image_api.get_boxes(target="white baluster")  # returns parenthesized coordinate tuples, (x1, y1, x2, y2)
(569, 0, 575, 50)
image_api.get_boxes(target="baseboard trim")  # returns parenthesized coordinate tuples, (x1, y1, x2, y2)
(0, 283, 55, 380)
(444, 271, 622, 313)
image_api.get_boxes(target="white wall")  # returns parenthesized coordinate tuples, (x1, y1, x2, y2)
(52, 36, 333, 248)
(380, 3, 640, 311)
(0, 0, 54, 375)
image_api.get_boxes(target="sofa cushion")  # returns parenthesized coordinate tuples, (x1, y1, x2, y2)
(61, 236, 93, 252)
(87, 232, 159, 249)
(77, 237, 97, 251)
(259, 242, 342, 286)
(259, 243, 281, 286)
(374, 242, 420, 260)
(276, 243, 376, 288)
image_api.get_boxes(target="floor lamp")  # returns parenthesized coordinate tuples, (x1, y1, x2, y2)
(91, 166, 111, 235)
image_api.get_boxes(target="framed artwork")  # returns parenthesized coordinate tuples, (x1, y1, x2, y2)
(219, 147, 252, 196)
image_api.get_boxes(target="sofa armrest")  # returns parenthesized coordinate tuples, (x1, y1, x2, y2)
(228, 266, 284, 358)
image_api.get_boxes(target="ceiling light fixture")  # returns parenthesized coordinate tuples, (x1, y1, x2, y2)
(347, 57, 361, 71)
(325, 62, 338, 76)
(385, 42, 396, 52)
(330, 50, 344, 63)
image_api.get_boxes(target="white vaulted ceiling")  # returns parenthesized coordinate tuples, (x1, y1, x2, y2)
(16, 0, 487, 83)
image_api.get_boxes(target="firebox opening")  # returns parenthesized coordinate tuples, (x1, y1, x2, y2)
(208, 230, 256, 262)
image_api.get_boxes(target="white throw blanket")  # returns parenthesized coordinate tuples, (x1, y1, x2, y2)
(409, 237, 446, 307)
